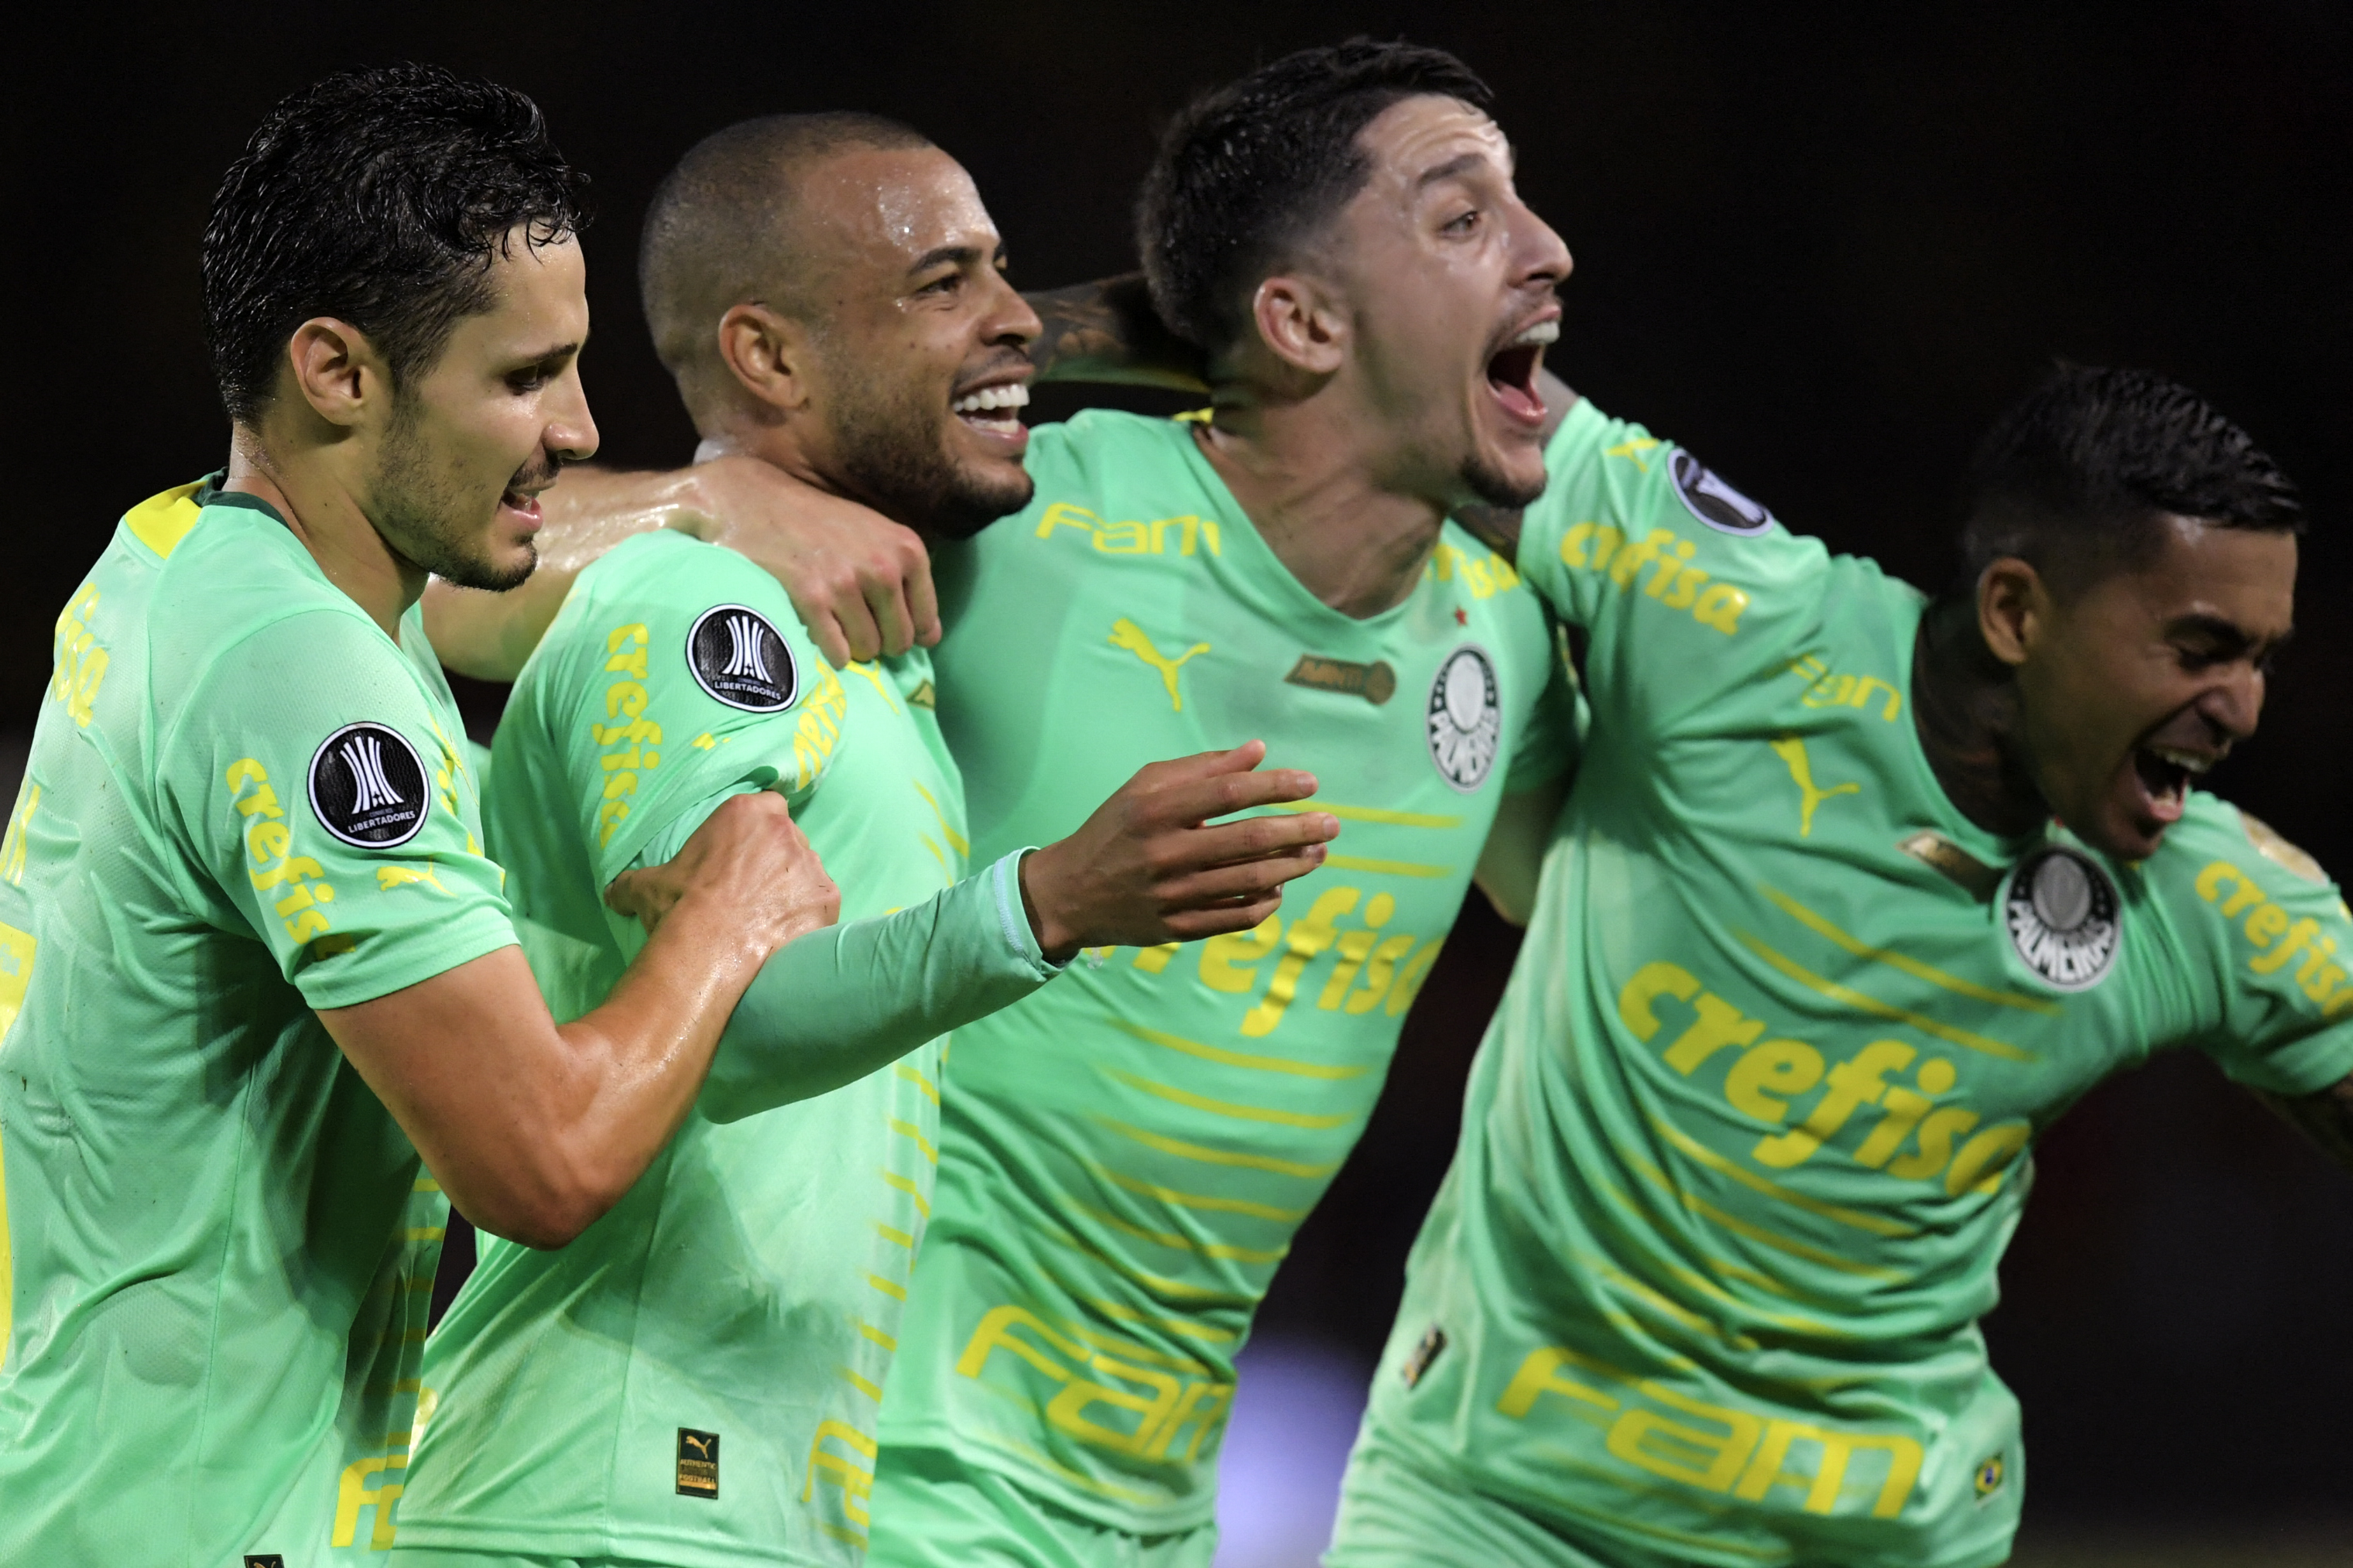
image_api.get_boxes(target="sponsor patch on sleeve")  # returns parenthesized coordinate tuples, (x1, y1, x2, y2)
(307, 722, 430, 849)
(687, 604, 799, 713)
(1671, 449, 1776, 536)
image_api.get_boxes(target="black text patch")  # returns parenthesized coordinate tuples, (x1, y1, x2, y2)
(676, 1426, 720, 1498)
(2003, 846, 2121, 991)
(307, 722, 429, 850)
(1427, 645, 1501, 793)
(687, 604, 798, 713)
(1671, 449, 1776, 537)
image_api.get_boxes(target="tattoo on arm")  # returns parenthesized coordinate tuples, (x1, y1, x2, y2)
(1025, 272, 1209, 392)
(2259, 1073, 2353, 1173)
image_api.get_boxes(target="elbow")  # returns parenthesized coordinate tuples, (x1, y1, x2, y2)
(454, 1159, 631, 1251)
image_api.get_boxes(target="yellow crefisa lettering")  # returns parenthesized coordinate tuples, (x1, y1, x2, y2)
(2194, 856, 2353, 1014)
(0, 780, 39, 886)
(50, 584, 110, 728)
(226, 760, 338, 947)
(1557, 520, 1750, 635)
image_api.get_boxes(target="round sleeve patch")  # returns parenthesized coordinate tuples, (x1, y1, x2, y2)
(687, 604, 800, 713)
(1671, 449, 1776, 536)
(308, 721, 431, 849)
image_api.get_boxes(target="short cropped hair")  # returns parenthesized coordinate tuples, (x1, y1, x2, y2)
(639, 112, 932, 387)
(1961, 364, 2305, 594)
(1136, 39, 1493, 358)
(202, 63, 590, 425)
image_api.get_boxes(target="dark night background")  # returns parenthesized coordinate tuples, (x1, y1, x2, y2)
(8, 4, 2353, 1559)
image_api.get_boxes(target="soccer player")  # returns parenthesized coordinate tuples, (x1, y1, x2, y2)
(0, 66, 838, 1567)
(390, 115, 1338, 1568)
(413, 42, 1583, 1567)
(1327, 365, 2351, 1568)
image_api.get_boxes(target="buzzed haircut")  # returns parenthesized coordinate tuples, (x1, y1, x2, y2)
(203, 62, 589, 425)
(1960, 363, 2305, 595)
(639, 111, 933, 395)
(1135, 39, 1492, 359)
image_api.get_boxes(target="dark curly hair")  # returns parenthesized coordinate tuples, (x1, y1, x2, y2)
(202, 62, 591, 423)
(1135, 39, 1492, 359)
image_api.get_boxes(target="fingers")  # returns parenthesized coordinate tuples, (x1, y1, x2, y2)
(861, 573, 916, 661)
(1153, 845, 1330, 909)
(1160, 895, 1287, 942)
(1132, 739, 1269, 787)
(800, 601, 853, 670)
(906, 548, 943, 649)
(833, 583, 885, 666)
(1166, 811, 1341, 870)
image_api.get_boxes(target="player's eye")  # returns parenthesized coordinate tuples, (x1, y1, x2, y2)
(506, 368, 550, 392)
(917, 272, 962, 297)
(1442, 208, 1481, 236)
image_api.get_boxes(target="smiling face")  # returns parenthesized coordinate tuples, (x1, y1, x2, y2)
(2001, 516, 2296, 859)
(786, 146, 1041, 538)
(367, 230, 597, 589)
(1317, 94, 1570, 509)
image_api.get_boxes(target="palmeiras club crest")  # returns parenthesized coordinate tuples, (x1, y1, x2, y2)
(687, 604, 799, 713)
(1427, 645, 1502, 793)
(307, 721, 429, 849)
(2002, 845, 2122, 991)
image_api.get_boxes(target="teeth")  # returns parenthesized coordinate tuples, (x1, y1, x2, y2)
(953, 383, 1032, 415)
(1510, 320, 1560, 347)
(2151, 746, 2213, 775)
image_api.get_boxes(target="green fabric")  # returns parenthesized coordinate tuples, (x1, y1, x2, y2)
(401, 529, 1036, 1567)
(877, 411, 1582, 1534)
(1354, 399, 2353, 1568)
(0, 480, 516, 1565)
(1329, 1429, 1691, 1568)
(866, 1445, 1217, 1568)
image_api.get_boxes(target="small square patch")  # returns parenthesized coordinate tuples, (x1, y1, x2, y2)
(247, 1556, 287, 1568)
(676, 1427, 720, 1498)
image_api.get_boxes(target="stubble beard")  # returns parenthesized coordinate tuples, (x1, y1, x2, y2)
(827, 366, 1034, 542)
(374, 397, 542, 592)
(1460, 446, 1548, 512)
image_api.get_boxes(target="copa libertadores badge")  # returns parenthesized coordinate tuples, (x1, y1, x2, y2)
(1427, 645, 1501, 793)
(687, 604, 798, 713)
(307, 721, 430, 850)
(1671, 449, 1776, 536)
(2003, 846, 2121, 991)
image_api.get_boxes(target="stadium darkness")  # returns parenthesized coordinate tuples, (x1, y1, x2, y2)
(7, 3, 2352, 1556)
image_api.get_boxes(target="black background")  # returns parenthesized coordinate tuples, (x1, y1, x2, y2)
(11, 0, 2353, 1536)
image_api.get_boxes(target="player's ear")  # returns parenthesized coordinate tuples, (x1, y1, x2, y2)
(283, 317, 385, 430)
(1250, 273, 1348, 378)
(716, 303, 815, 416)
(1976, 557, 2046, 668)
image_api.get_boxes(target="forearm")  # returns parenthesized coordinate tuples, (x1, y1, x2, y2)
(1026, 272, 1209, 392)
(423, 464, 706, 680)
(700, 850, 1059, 1121)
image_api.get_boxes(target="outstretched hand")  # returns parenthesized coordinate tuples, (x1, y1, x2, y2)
(1017, 741, 1339, 962)
(670, 454, 939, 668)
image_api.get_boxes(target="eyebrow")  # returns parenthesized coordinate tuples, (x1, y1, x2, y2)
(909, 242, 987, 276)
(2166, 612, 2293, 650)
(1414, 152, 1489, 190)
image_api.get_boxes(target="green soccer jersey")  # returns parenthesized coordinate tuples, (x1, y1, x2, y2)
(398, 529, 1026, 1567)
(0, 480, 516, 1566)
(873, 411, 1580, 1535)
(1352, 400, 2353, 1567)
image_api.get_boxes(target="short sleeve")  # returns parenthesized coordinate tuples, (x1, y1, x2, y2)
(524, 531, 847, 890)
(161, 609, 516, 1010)
(1516, 397, 1845, 741)
(2173, 806, 2353, 1096)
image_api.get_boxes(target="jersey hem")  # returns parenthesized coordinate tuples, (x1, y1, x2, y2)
(393, 1517, 846, 1568)
(875, 1426, 1218, 1537)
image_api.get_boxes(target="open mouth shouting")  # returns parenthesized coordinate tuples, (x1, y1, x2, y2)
(1485, 315, 1557, 427)
(2129, 741, 2218, 828)
(951, 376, 1032, 456)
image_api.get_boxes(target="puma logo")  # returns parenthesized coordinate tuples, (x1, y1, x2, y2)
(682, 1433, 713, 1457)
(1769, 735, 1860, 837)
(1110, 618, 1211, 711)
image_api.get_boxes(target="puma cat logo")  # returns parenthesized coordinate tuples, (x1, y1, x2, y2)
(1109, 618, 1211, 711)
(1770, 735, 1860, 837)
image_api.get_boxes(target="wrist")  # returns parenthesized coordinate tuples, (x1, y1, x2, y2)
(1018, 846, 1083, 963)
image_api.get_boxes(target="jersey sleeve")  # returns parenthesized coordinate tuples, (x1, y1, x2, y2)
(611, 795, 1060, 1121)
(526, 532, 846, 889)
(1516, 397, 1841, 741)
(1502, 616, 1585, 795)
(160, 608, 516, 1011)
(2166, 805, 2353, 1095)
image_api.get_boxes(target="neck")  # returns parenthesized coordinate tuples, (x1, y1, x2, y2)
(1910, 595, 2049, 839)
(224, 428, 423, 641)
(1191, 391, 1450, 620)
